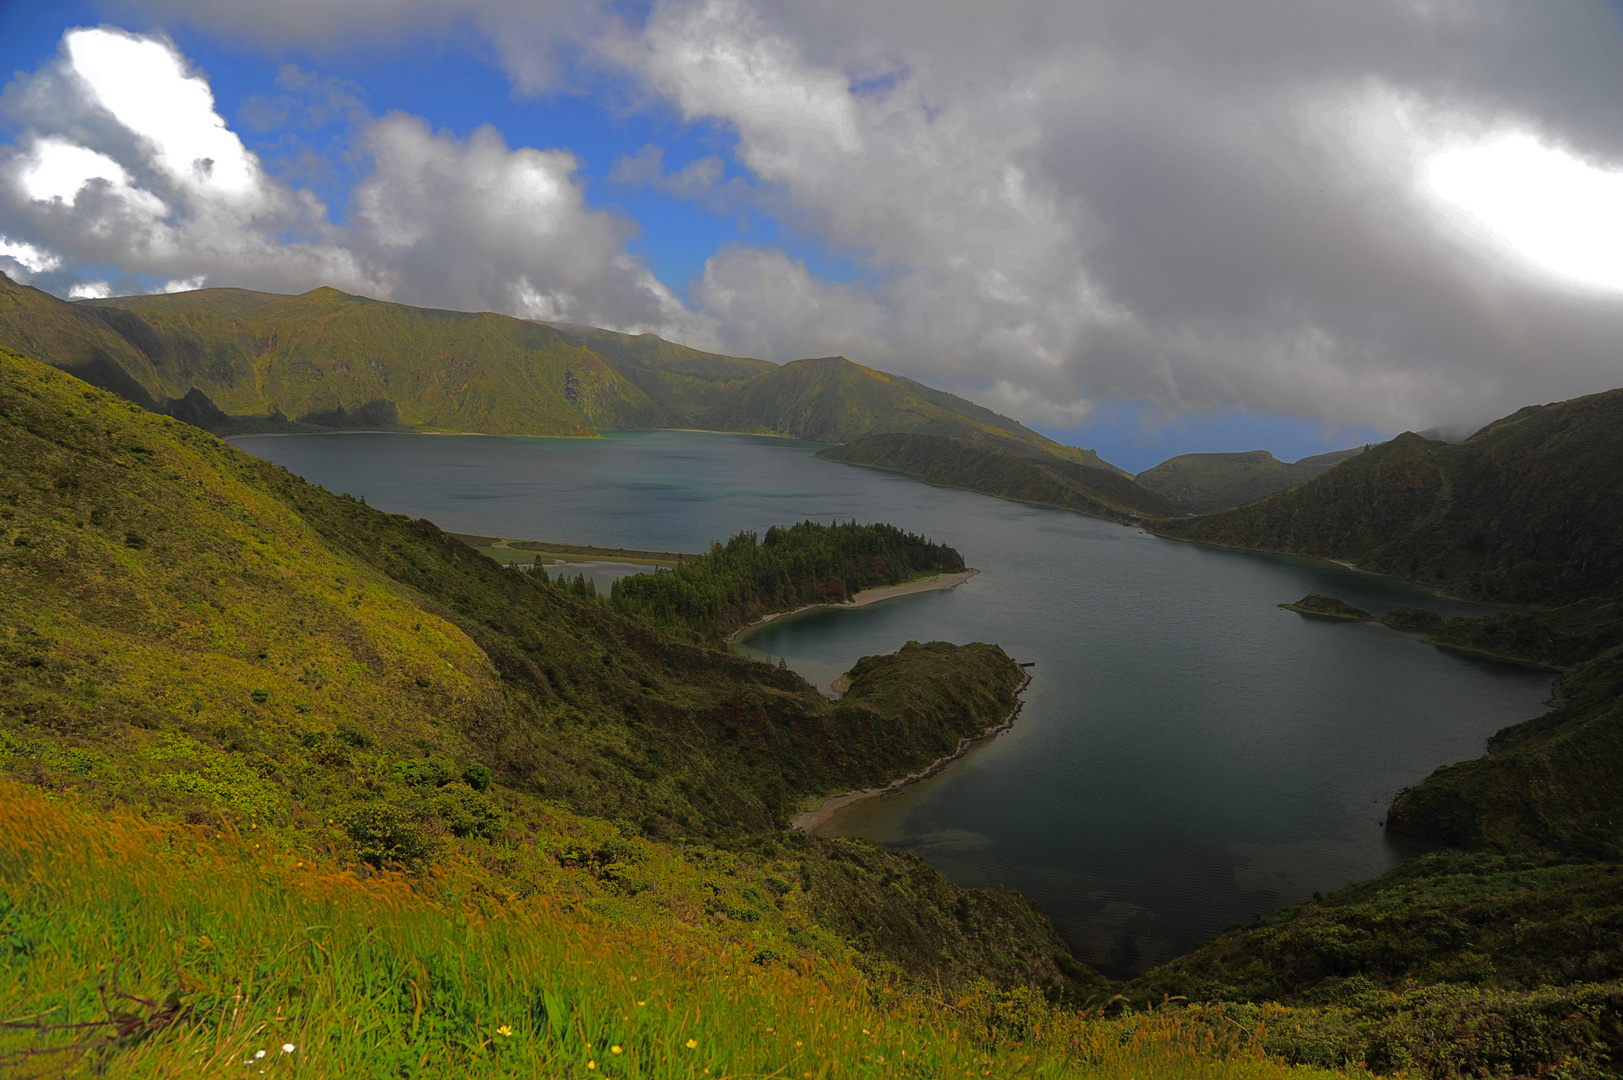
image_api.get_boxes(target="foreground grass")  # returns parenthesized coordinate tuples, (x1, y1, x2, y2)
(0, 787, 1367, 1080)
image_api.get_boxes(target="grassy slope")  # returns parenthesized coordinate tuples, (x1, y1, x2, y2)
(0, 787, 1361, 1080)
(818, 433, 1177, 523)
(549, 322, 775, 420)
(698, 356, 1105, 465)
(0, 347, 1078, 997)
(1122, 852, 1623, 1077)
(84, 285, 671, 434)
(1152, 389, 1623, 605)
(1136, 449, 1363, 515)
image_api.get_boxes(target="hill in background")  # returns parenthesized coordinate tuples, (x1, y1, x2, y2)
(1137, 447, 1365, 514)
(2, 271, 1436, 527)
(1152, 389, 1623, 605)
(0, 273, 1083, 455)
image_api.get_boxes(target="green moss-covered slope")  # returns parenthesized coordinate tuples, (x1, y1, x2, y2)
(819, 432, 1176, 522)
(1136, 447, 1364, 514)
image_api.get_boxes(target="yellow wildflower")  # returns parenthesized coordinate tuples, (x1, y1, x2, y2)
(496, 1026, 513, 1038)
(587, 1061, 596, 1070)
(686, 1038, 698, 1049)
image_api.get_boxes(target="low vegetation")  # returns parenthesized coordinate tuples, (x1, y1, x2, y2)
(1280, 595, 1374, 620)
(0, 785, 1373, 1080)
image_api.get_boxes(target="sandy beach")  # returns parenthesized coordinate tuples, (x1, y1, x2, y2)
(790, 672, 1030, 833)
(725, 569, 979, 643)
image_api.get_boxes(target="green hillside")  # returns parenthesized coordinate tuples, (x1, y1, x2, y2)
(698, 354, 1103, 464)
(1124, 385, 1623, 1077)
(819, 432, 1177, 523)
(1152, 388, 1623, 605)
(1136, 447, 1363, 514)
(0, 345, 1091, 988)
(0, 345, 1390, 1079)
(0, 274, 1111, 469)
(0, 274, 1189, 530)
(551, 321, 775, 419)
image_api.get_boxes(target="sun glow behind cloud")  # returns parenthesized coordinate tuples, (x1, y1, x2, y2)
(1423, 132, 1623, 293)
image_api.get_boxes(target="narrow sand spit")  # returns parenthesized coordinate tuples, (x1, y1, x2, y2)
(790, 672, 1030, 834)
(725, 569, 979, 644)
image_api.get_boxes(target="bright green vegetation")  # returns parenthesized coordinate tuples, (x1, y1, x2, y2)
(0, 788, 1368, 1080)
(607, 521, 964, 641)
(817, 433, 1176, 523)
(1280, 595, 1374, 621)
(1131, 385, 1623, 1077)
(1137, 449, 1364, 515)
(1152, 389, 1623, 605)
(0, 347, 1368, 1078)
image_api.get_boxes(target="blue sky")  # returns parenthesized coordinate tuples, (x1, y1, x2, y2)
(2, 0, 1621, 471)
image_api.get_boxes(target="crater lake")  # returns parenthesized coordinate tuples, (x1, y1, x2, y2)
(234, 429, 1553, 976)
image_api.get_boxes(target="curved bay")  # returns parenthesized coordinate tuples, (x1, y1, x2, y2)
(235, 430, 1553, 977)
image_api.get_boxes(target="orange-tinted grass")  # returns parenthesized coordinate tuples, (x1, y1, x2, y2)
(0, 785, 1374, 1079)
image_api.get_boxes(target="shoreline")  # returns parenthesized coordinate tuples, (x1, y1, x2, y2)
(790, 671, 1031, 834)
(725, 569, 980, 644)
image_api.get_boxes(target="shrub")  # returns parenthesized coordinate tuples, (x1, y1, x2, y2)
(343, 802, 434, 868)
(430, 782, 505, 840)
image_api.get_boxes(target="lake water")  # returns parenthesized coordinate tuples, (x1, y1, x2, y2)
(234, 430, 1553, 976)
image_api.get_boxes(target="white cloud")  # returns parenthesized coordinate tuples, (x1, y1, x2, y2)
(63, 28, 266, 207)
(21, 2, 1623, 436)
(350, 113, 695, 333)
(0, 234, 63, 275)
(0, 25, 691, 338)
(68, 279, 112, 298)
(1423, 131, 1623, 293)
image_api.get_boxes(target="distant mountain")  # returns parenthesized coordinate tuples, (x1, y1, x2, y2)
(1135, 446, 1365, 514)
(1153, 388, 1623, 604)
(698, 354, 1101, 464)
(0, 274, 1104, 473)
(818, 433, 1175, 523)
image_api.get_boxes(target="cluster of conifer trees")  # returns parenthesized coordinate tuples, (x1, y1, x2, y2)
(530, 564, 601, 599)
(588, 520, 964, 638)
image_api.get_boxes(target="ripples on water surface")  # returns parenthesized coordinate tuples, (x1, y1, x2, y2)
(235, 430, 1553, 976)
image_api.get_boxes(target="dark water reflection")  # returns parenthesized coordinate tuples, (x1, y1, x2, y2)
(234, 430, 1552, 976)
